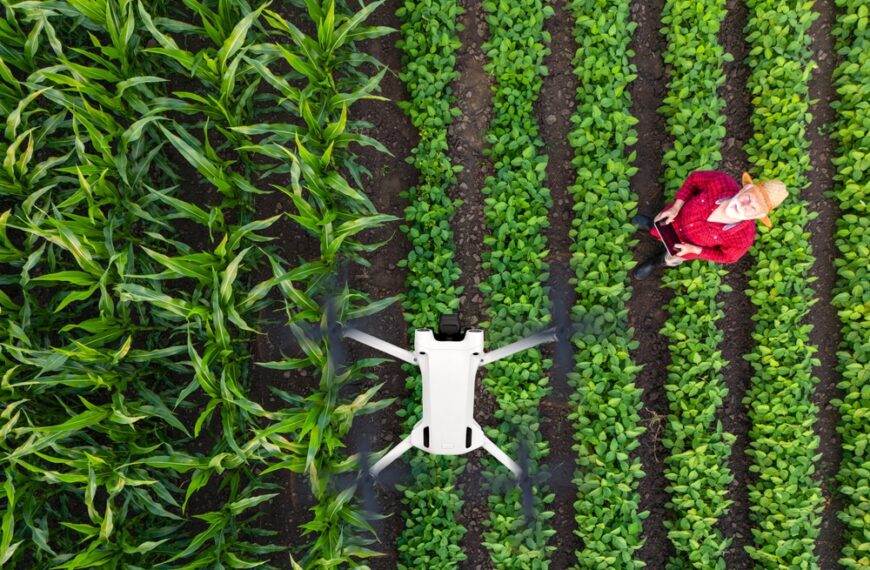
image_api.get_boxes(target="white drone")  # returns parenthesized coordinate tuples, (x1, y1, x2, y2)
(339, 314, 565, 479)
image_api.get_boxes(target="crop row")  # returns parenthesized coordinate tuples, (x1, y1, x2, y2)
(830, 1, 870, 567)
(0, 1, 396, 567)
(476, 0, 556, 566)
(242, 2, 402, 566)
(393, 0, 468, 566)
(657, 0, 734, 567)
(565, 0, 646, 567)
(742, 1, 823, 566)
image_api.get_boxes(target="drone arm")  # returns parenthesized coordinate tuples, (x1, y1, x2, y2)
(479, 328, 557, 366)
(369, 436, 413, 478)
(340, 325, 417, 365)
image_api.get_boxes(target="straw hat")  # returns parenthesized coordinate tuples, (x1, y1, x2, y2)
(741, 172, 788, 228)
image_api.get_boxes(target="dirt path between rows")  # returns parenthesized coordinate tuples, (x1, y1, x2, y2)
(449, 1, 497, 567)
(626, 0, 676, 567)
(716, 1, 755, 567)
(804, 0, 845, 566)
(536, 2, 583, 566)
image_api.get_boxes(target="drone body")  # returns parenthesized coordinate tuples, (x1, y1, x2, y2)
(341, 315, 560, 479)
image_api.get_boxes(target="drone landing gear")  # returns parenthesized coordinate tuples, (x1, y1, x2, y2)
(481, 436, 522, 478)
(369, 436, 413, 478)
(369, 432, 521, 479)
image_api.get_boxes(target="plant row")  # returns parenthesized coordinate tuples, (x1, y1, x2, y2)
(0, 1, 397, 567)
(829, 1, 870, 567)
(393, 0, 468, 567)
(242, 2, 404, 566)
(476, 0, 556, 566)
(657, 1, 734, 567)
(563, 1, 646, 567)
(742, 1, 823, 566)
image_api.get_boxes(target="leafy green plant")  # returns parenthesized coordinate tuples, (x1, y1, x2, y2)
(565, 0, 646, 567)
(657, 1, 734, 567)
(742, 1, 823, 566)
(393, 0, 468, 566)
(476, 0, 557, 566)
(829, 1, 870, 567)
(0, 2, 228, 566)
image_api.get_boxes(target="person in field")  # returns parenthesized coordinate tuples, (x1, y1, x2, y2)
(632, 170, 788, 280)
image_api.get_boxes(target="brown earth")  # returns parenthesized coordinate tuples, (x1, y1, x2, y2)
(804, 0, 846, 567)
(342, 0, 421, 566)
(626, 0, 677, 568)
(717, 0, 756, 567)
(535, 2, 586, 568)
(449, 1, 498, 567)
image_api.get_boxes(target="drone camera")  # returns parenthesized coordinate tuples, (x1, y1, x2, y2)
(436, 313, 467, 341)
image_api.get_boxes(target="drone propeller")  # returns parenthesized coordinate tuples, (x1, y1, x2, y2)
(480, 433, 545, 527)
(546, 259, 582, 386)
(516, 438, 536, 525)
(278, 264, 403, 531)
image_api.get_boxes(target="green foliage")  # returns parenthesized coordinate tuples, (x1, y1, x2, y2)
(0, 0, 396, 567)
(742, 0, 823, 567)
(394, 0, 467, 566)
(658, 1, 733, 568)
(479, 0, 556, 566)
(829, 1, 870, 567)
(565, 0, 645, 567)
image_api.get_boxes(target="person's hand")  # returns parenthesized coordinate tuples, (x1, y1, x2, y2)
(674, 243, 702, 257)
(654, 199, 684, 225)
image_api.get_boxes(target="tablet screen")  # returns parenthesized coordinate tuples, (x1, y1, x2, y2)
(653, 221, 681, 257)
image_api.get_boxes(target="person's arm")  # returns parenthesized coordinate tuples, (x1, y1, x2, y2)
(695, 241, 750, 264)
(673, 240, 748, 263)
(674, 171, 727, 202)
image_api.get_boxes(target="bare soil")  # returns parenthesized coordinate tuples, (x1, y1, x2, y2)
(626, 0, 677, 567)
(343, 0, 421, 565)
(536, 2, 585, 567)
(804, 0, 846, 567)
(449, 1, 497, 566)
(717, 1, 756, 567)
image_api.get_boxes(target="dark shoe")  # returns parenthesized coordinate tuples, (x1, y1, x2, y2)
(633, 250, 666, 280)
(632, 214, 653, 231)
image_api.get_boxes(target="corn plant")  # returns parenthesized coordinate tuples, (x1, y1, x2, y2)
(233, 0, 400, 565)
(829, 1, 870, 567)
(0, 1, 219, 565)
(565, 0, 646, 567)
(0, 0, 299, 566)
(742, 1, 823, 566)
(657, 0, 734, 567)
(257, 283, 397, 568)
(393, 0, 468, 566)
(476, 0, 556, 566)
(240, 2, 393, 212)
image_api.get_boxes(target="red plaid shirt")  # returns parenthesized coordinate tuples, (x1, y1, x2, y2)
(650, 171, 756, 264)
